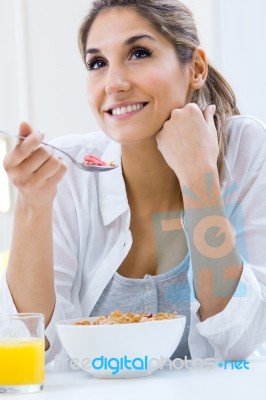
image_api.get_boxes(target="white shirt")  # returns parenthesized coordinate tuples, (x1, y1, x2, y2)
(1, 115, 266, 363)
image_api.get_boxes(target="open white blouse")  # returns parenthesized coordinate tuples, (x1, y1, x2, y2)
(1, 115, 266, 363)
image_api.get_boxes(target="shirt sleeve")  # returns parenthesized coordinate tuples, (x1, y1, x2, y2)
(189, 117, 266, 360)
(44, 175, 84, 363)
(0, 134, 112, 364)
(0, 175, 82, 364)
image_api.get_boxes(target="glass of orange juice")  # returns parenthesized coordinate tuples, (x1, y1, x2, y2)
(0, 313, 45, 394)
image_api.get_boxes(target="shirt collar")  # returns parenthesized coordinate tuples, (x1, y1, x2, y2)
(220, 155, 233, 187)
(97, 140, 129, 226)
(97, 140, 233, 226)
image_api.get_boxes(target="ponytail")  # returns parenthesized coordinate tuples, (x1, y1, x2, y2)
(192, 65, 240, 180)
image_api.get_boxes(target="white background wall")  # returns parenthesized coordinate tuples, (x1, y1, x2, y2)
(0, 0, 266, 251)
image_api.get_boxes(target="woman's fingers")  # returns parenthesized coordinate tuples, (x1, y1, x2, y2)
(12, 145, 55, 176)
(6, 141, 67, 190)
(28, 155, 67, 189)
(18, 121, 33, 140)
(3, 122, 67, 209)
(203, 105, 216, 128)
(7, 147, 54, 189)
(39, 160, 67, 189)
(4, 131, 45, 169)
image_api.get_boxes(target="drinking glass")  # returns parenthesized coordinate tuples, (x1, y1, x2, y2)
(0, 313, 45, 394)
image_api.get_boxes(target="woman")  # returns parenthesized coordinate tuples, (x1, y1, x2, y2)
(1, 0, 266, 363)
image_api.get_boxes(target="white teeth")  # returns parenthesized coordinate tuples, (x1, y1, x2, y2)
(111, 103, 144, 116)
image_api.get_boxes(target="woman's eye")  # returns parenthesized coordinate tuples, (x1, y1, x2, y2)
(86, 58, 106, 71)
(130, 47, 152, 60)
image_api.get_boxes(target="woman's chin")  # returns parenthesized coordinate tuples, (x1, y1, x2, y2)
(103, 130, 157, 145)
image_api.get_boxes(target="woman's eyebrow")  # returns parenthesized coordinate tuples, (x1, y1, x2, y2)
(85, 34, 156, 55)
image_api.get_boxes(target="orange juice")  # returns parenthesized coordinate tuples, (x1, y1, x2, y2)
(0, 338, 45, 385)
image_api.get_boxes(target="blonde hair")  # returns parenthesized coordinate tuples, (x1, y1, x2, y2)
(78, 0, 240, 180)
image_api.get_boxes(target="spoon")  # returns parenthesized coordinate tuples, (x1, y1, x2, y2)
(0, 130, 118, 172)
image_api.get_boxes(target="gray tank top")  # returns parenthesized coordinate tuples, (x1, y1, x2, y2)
(90, 254, 191, 360)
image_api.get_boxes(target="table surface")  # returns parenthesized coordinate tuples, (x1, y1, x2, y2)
(6, 357, 265, 400)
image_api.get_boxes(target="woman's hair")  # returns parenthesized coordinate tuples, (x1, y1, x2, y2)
(78, 0, 240, 180)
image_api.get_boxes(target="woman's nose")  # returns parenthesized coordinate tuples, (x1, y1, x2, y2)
(105, 66, 131, 95)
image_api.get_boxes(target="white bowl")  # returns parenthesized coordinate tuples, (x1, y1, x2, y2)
(56, 315, 186, 378)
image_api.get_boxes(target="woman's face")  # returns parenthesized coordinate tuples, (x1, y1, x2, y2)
(85, 7, 194, 144)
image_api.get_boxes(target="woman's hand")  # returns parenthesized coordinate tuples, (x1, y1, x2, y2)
(156, 103, 218, 185)
(3, 122, 67, 211)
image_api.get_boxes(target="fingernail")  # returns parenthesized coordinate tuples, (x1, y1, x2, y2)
(211, 105, 216, 113)
(37, 130, 45, 140)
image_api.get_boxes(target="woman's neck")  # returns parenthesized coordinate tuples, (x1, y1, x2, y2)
(121, 137, 183, 214)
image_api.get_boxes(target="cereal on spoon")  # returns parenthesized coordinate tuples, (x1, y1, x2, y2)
(83, 155, 117, 167)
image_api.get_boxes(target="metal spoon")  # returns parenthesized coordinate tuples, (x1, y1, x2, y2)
(0, 130, 118, 172)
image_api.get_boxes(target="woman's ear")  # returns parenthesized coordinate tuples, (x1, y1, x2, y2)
(189, 47, 208, 90)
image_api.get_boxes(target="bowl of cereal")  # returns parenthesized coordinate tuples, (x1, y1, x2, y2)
(56, 310, 186, 379)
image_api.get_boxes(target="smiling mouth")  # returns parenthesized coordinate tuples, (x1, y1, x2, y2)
(107, 102, 148, 116)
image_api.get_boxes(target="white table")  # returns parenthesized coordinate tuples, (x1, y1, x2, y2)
(7, 358, 266, 400)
